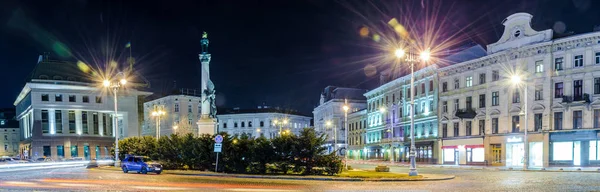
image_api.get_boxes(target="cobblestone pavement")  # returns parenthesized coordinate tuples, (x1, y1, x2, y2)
(1, 164, 599, 191)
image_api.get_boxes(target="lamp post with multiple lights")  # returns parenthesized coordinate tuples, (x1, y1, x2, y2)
(102, 73, 127, 167)
(151, 105, 166, 140)
(394, 48, 430, 176)
(511, 74, 529, 170)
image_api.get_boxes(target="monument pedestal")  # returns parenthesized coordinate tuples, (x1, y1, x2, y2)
(197, 117, 216, 135)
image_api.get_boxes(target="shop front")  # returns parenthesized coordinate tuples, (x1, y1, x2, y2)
(442, 138, 484, 165)
(402, 140, 436, 163)
(504, 135, 545, 168)
(550, 130, 600, 167)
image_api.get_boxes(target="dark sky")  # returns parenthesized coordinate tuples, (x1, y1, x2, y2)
(0, 0, 599, 114)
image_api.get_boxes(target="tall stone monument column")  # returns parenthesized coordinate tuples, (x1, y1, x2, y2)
(197, 32, 217, 135)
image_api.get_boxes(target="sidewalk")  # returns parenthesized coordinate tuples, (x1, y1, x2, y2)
(348, 160, 600, 172)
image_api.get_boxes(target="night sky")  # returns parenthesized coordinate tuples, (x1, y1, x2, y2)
(0, 0, 599, 114)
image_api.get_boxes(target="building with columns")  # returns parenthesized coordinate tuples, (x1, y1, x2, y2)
(142, 89, 202, 137)
(216, 107, 312, 139)
(438, 12, 600, 168)
(14, 57, 151, 160)
(313, 86, 367, 154)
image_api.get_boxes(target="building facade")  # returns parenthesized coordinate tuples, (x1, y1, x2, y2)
(347, 109, 367, 159)
(0, 109, 19, 157)
(313, 86, 367, 154)
(217, 107, 312, 139)
(143, 90, 202, 137)
(14, 58, 150, 160)
(360, 65, 440, 163)
(438, 12, 600, 168)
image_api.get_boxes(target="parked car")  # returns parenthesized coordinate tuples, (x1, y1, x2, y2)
(67, 157, 85, 161)
(35, 157, 54, 163)
(121, 155, 162, 174)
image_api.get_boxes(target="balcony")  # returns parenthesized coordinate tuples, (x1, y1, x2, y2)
(455, 108, 477, 119)
(562, 94, 590, 104)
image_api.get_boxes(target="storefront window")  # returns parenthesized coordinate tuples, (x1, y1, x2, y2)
(428, 146, 432, 158)
(472, 148, 485, 162)
(553, 142, 573, 161)
(443, 148, 454, 162)
(590, 140, 598, 161)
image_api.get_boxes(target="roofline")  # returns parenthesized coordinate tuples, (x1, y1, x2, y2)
(365, 64, 439, 96)
(217, 112, 312, 118)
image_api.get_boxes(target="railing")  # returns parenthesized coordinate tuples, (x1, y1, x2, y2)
(455, 108, 477, 119)
(563, 94, 590, 103)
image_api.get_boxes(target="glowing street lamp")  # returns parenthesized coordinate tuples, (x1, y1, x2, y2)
(394, 47, 431, 176)
(511, 74, 528, 170)
(103, 72, 127, 167)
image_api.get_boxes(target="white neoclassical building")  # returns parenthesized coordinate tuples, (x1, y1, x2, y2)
(217, 107, 312, 139)
(438, 12, 600, 168)
(14, 57, 151, 160)
(313, 86, 367, 154)
(142, 90, 202, 137)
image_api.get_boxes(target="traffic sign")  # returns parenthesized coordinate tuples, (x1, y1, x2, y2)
(215, 135, 223, 143)
(214, 143, 222, 152)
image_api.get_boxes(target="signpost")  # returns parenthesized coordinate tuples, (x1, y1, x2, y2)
(214, 135, 223, 172)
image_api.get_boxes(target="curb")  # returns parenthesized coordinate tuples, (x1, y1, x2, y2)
(174, 173, 455, 182)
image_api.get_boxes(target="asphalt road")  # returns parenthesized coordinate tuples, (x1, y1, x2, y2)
(1, 164, 600, 191)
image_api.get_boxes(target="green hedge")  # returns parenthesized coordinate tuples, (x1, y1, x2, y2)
(115, 128, 343, 175)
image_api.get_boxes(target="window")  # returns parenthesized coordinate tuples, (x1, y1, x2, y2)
(479, 73, 486, 84)
(71, 146, 78, 157)
(421, 83, 425, 94)
(429, 80, 433, 92)
(42, 94, 49, 101)
(241, 122, 245, 127)
(454, 78, 460, 89)
(595, 109, 600, 128)
(555, 82, 564, 98)
(188, 117, 192, 125)
(57, 145, 64, 158)
(41, 110, 49, 133)
(466, 76, 473, 87)
(466, 121, 472, 136)
(234, 122, 238, 128)
(260, 121, 264, 127)
(414, 86, 417, 96)
(492, 91, 499, 106)
(466, 96, 472, 109)
(595, 78, 600, 94)
(55, 94, 62, 102)
(596, 52, 600, 64)
(92, 113, 99, 135)
(574, 55, 584, 67)
(82, 111, 88, 134)
(535, 87, 543, 100)
(574, 80, 583, 100)
(174, 103, 179, 112)
(102, 114, 107, 135)
(69, 111, 76, 133)
(512, 116, 520, 133)
(82, 96, 89, 103)
(43, 146, 51, 157)
(479, 119, 485, 135)
(249, 121, 253, 127)
(4, 135, 7, 140)
(554, 112, 563, 130)
(188, 104, 193, 113)
(512, 89, 520, 103)
(69, 95, 76, 102)
(392, 94, 395, 103)
(535, 60, 543, 73)
(442, 101, 448, 113)
(442, 82, 448, 92)
(573, 110, 582, 129)
(55, 110, 62, 134)
(479, 94, 485, 108)
(453, 122, 459, 137)
(95, 96, 102, 103)
(534, 113, 542, 131)
(454, 99, 459, 112)
(492, 70, 499, 81)
(555, 57, 563, 71)
(492, 118, 498, 134)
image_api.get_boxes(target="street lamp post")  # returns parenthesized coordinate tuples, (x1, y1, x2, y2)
(343, 102, 349, 170)
(103, 73, 127, 168)
(395, 48, 430, 176)
(511, 75, 528, 170)
(151, 105, 166, 140)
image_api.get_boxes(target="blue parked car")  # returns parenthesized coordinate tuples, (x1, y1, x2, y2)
(121, 155, 162, 174)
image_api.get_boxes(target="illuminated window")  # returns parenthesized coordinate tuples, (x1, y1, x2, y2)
(466, 76, 472, 87)
(535, 60, 543, 73)
(553, 142, 573, 161)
